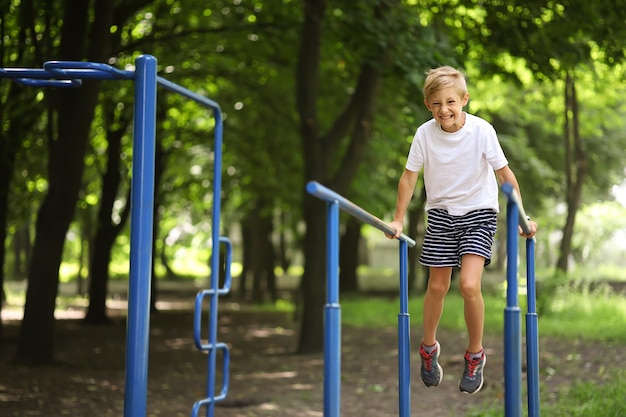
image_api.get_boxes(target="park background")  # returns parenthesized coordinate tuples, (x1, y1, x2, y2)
(1, 1, 626, 416)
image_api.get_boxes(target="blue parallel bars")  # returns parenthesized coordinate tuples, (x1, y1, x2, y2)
(502, 182, 540, 417)
(307, 180, 539, 417)
(306, 181, 416, 417)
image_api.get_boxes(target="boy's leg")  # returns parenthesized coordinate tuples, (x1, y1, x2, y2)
(420, 266, 452, 387)
(422, 266, 452, 345)
(458, 254, 486, 353)
(459, 253, 487, 394)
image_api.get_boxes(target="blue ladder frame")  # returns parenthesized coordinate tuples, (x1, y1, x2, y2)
(0, 55, 230, 417)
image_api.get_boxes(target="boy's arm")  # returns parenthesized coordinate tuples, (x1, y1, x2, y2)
(496, 165, 523, 201)
(387, 169, 419, 238)
(495, 165, 538, 238)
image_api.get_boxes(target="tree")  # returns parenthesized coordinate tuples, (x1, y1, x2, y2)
(295, 0, 439, 353)
(84, 94, 132, 324)
(0, 0, 52, 341)
(556, 72, 585, 272)
(458, 0, 626, 272)
(18, 0, 116, 364)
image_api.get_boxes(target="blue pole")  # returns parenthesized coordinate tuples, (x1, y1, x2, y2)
(526, 238, 540, 417)
(124, 54, 157, 417)
(324, 201, 341, 417)
(397, 239, 411, 417)
(504, 198, 522, 417)
(204, 90, 224, 417)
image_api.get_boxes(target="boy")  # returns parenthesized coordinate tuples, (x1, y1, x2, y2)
(386, 66, 537, 394)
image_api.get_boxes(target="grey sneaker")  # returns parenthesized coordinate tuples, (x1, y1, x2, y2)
(459, 350, 486, 394)
(419, 341, 443, 387)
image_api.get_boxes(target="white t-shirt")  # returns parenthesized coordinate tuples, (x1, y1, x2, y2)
(405, 113, 509, 215)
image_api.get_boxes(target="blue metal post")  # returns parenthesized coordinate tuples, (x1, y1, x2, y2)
(324, 201, 341, 417)
(504, 198, 522, 417)
(526, 238, 540, 417)
(204, 93, 224, 417)
(124, 54, 158, 417)
(397, 239, 411, 417)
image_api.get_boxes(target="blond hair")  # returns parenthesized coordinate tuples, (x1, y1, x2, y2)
(423, 66, 468, 100)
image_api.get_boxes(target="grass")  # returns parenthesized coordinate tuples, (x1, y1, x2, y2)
(337, 291, 626, 344)
(336, 290, 626, 417)
(544, 370, 626, 417)
(466, 369, 626, 417)
(538, 291, 626, 342)
(6, 272, 626, 417)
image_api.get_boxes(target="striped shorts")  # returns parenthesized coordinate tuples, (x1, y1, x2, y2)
(419, 209, 498, 268)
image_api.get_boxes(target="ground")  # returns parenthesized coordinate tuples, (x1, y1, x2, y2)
(1, 287, 625, 417)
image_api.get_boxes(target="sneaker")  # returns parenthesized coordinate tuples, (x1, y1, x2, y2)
(419, 341, 443, 387)
(459, 350, 486, 394)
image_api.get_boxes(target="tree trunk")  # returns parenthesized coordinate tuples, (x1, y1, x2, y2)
(297, 196, 327, 354)
(0, 3, 44, 337)
(249, 205, 265, 304)
(277, 210, 292, 273)
(76, 214, 91, 296)
(0, 118, 16, 336)
(159, 239, 180, 280)
(238, 217, 252, 299)
(295, 0, 328, 354)
(248, 200, 276, 304)
(265, 232, 277, 303)
(84, 123, 130, 323)
(150, 130, 168, 313)
(339, 217, 361, 294)
(494, 216, 507, 272)
(17, 0, 113, 364)
(12, 227, 29, 279)
(408, 184, 426, 294)
(296, 0, 389, 354)
(556, 72, 587, 272)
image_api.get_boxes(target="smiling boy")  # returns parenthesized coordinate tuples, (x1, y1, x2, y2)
(386, 66, 537, 394)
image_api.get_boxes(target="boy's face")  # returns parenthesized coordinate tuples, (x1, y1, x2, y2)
(424, 87, 469, 133)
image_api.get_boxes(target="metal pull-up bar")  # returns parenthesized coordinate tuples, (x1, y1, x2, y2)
(1, 55, 229, 417)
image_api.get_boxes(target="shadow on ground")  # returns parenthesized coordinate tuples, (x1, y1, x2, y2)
(1, 291, 625, 417)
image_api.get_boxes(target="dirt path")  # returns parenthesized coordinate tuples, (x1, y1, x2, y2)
(1, 299, 625, 417)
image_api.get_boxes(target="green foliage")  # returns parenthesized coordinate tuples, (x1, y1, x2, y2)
(538, 287, 626, 342)
(541, 370, 626, 417)
(339, 290, 626, 344)
(467, 369, 626, 417)
(2, 0, 626, 320)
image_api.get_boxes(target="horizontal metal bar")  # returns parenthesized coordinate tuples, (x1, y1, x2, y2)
(306, 181, 416, 247)
(157, 76, 221, 112)
(44, 60, 133, 79)
(14, 78, 82, 88)
(501, 182, 532, 235)
(0, 62, 133, 81)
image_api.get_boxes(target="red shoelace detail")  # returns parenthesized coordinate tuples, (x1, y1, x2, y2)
(464, 353, 483, 378)
(420, 347, 436, 372)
